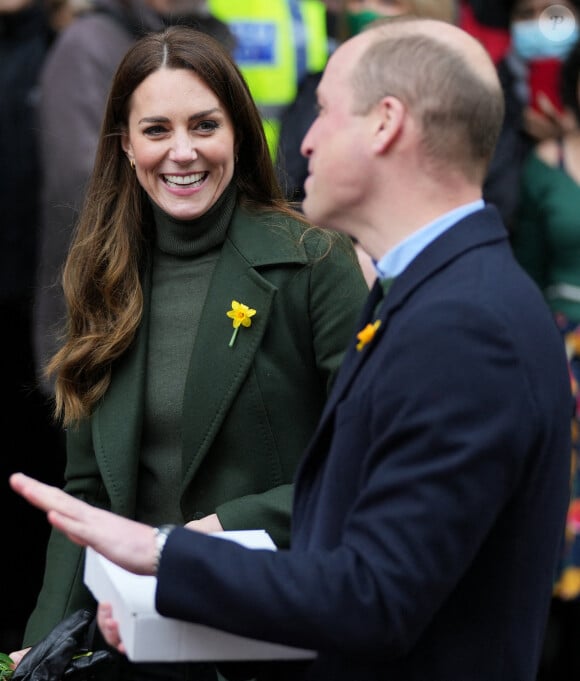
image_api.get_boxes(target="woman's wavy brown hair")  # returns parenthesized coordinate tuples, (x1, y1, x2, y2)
(48, 25, 302, 426)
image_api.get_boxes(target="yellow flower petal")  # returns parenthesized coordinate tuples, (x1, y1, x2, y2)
(356, 320, 381, 351)
(554, 567, 580, 600)
(226, 301, 257, 345)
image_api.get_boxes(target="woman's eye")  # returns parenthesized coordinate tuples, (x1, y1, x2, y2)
(143, 125, 167, 136)
(197, 120, 219, 133)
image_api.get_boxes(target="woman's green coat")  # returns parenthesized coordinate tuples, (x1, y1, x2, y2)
(24, 206, 367, 645)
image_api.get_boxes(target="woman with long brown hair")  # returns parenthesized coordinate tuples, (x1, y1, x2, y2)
(15, 25, 367, 681)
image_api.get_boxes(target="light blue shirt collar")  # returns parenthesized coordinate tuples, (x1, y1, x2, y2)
(375, 200, 485, 279)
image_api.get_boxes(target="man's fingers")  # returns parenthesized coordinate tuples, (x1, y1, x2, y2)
(10, 473, 65, 512)
(536, 91, 560, 120)
(11, 473, 90, 524)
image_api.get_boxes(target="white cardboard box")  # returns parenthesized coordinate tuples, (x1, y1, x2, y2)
(84, 529, 316, 662)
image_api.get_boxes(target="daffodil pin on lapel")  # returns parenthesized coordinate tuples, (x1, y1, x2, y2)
(356, 320, 381, 351)
(227, 300, 257, 347)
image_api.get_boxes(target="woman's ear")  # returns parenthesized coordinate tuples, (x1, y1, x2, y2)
(121, 130, 132, 158)
(372, 95, 406, 154)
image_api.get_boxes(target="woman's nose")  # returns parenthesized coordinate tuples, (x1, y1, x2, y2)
(169, 132, 197, 162)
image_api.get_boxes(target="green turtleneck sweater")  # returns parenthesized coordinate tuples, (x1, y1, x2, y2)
(136, 185, 236, 526)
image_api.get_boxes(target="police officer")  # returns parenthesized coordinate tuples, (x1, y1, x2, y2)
(208, 0, 329, 157)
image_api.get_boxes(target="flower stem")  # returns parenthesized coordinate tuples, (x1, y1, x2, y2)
(229, 327, 240, 348)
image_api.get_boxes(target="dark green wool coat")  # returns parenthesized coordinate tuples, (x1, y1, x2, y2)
(24, 205, 368, 645)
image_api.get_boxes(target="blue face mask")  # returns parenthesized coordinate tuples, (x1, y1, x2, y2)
(511, 19, 579, 61)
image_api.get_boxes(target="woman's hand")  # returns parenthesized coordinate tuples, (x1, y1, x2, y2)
(97, 603, 125, 653)
(185, 513, 223, 534)
(523, 94, 577, 141)
(7, 648, 30, 668)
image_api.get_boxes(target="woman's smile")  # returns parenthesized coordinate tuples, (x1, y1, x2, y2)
(122, 67, 235, 220)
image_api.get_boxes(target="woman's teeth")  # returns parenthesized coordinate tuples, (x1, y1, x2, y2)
(163, 172, 206, 188)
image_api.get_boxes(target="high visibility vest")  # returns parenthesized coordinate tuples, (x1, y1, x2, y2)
(207, 0, 328, 157)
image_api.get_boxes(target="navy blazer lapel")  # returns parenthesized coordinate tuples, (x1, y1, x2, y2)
(319, 279, 384, 413)
(297, 206, 509, 475)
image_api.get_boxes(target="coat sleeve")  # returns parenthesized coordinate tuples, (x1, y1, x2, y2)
(23, 423, 107, 646)
(157, 296, 569, 657)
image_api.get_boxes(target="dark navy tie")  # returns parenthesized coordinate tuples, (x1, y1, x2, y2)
(373, 277, 395, 319)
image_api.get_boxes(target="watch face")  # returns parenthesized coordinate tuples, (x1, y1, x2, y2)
(154, 524, 176, 572)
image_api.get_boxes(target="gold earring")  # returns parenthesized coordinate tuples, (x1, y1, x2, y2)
(130, 159, 135, 170)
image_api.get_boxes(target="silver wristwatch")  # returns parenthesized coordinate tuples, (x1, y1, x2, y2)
(153, 524, 176, 574)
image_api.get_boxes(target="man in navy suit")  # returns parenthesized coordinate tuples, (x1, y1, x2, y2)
(11, 16, 572, 681)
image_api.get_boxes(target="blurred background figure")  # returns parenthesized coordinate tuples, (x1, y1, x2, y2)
(276, 0, 458, 205)
(207, 0, 330, 159)
(511, 34, 580, 681)
(32, 0, 234, 399)
(45, 0, 91, 29)
(0, 0, 70, 650)
(458, 0, 511, 64)
(483, 0, 580, 232)
(275, 0, 458, 287)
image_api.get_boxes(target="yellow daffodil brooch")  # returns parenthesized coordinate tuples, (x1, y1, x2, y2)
(356, 320, 381, 351)
(227, 300, 256, 347)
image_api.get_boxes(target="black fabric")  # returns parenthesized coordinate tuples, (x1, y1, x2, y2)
(371, 277, 395, 319)
(0, 0, 66, 649)
(483, 55, 535, 232)
(0, 0, 53, 301)
(276, 72, 321, 203)
(115, 658, 216, 681)
(465, 0, 511, 28)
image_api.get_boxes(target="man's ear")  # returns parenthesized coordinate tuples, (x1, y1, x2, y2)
(372, 95, 406, 154)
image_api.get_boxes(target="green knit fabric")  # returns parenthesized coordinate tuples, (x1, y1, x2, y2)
(512, 151, 580, 322)
(136, 185, 236, 525)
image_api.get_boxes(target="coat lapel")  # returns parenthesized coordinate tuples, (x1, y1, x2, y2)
(180, 207, 310, 488)
(180, 239, 275, 486)
(318, 279, 384, 413)
(90, 207, 311, 506)
(91, 306, 149, 515)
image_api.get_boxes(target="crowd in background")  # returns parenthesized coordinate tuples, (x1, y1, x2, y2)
(2, 0, 580, 677)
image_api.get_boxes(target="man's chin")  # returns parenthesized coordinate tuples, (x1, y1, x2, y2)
(302, 200, 348, 236)
(302, 196, 328, 229)
(301, 194, 314, 221)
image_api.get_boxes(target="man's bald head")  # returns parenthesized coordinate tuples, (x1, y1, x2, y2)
(340, 17, 505, 182)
